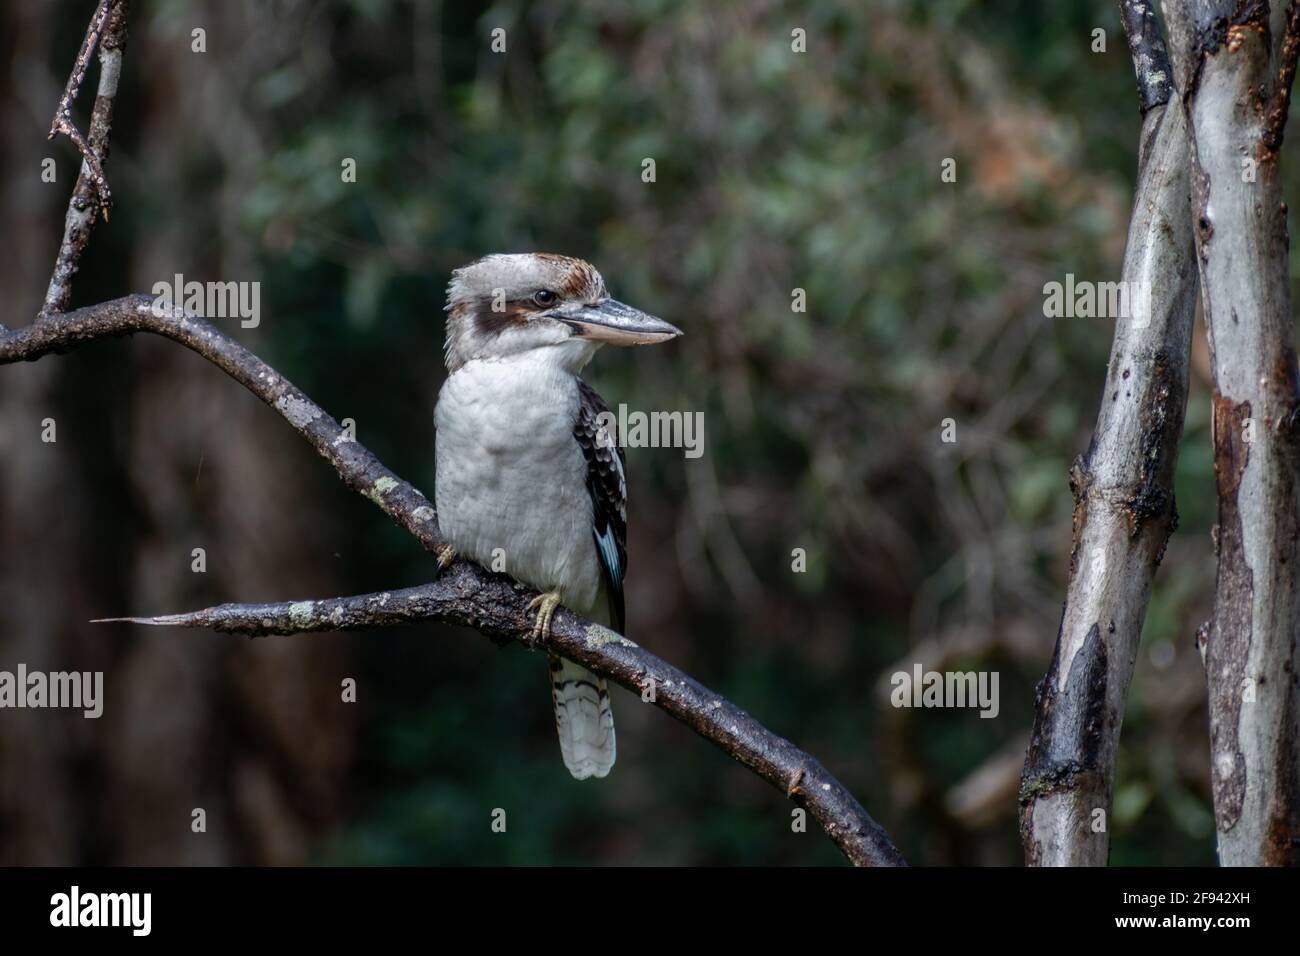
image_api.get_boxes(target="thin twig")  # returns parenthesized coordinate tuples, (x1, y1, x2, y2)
(48, 0, 111, 137)
(46, 0, 116, 216)
(42, 0, 129, 317)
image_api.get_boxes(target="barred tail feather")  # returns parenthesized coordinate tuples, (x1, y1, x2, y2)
(549, 655, 615, 779)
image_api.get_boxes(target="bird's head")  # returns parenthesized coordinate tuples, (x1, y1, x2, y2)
(443, 253, 681, 372)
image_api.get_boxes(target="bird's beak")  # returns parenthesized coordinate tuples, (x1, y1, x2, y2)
(555, 298, 682, 346)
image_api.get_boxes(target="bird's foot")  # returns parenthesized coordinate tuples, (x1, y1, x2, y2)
(435, 544, 456, 576)
(527, 590, 562, 646)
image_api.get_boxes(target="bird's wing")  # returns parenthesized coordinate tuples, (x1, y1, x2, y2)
(573, 378, 627, 632)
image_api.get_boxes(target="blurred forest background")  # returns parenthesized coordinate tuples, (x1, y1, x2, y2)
(0, 0, 1273, 865)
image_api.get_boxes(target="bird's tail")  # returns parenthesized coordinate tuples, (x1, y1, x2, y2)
(549, 655, 615, 779)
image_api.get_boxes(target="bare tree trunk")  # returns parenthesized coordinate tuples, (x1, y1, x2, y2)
(1020, 1, 1198, 865)
(1164, 0, 1300, 865)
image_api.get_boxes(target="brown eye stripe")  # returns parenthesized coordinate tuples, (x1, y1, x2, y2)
(471, 297, 532, 338)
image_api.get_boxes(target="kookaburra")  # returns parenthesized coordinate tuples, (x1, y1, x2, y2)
(434, 253, 681, 779)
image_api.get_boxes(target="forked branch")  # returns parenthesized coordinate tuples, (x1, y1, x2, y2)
(42, 0, 129, 317)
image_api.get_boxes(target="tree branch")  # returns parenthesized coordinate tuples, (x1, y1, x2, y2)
(1020, 3, 1197, 866)
(1164, 0, 1300, 866)
(42, 0, 129, 316)
(1119, 0, 1175, 114)
(89, 573, 906, 866)
(0, 295, 906, 867)
(3, 294, 443, 549)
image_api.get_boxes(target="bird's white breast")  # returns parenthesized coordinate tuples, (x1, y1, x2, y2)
(434, 352, 606, 619)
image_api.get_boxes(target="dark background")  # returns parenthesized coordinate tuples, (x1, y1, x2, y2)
(0, 0, 1272, 865)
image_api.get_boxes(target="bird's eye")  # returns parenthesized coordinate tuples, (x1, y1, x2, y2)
(533, 289, 558, 307)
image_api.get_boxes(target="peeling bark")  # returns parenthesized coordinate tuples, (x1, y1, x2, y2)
(1021, 2, 1197, 866)
(1209, 395, 1254, 832)
(1165, 0, 1300, 865)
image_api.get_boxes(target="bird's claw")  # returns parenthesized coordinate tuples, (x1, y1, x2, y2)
(435, 544, 456, 576)
(527, 591, 562, 646)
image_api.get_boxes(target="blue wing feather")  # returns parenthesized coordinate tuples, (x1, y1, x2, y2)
(574, 379, 627, 632)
